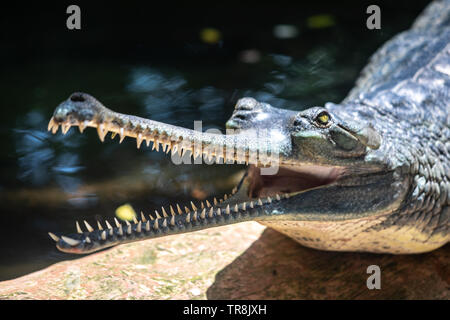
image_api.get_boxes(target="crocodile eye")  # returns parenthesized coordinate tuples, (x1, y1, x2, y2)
(315, 111, 331, 126)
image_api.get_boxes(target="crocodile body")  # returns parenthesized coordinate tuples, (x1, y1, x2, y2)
(263, 1, 450, 253)
(48, 1, 449, 254)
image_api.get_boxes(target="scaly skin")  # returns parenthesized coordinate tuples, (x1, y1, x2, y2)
(48, 0, 449, 254)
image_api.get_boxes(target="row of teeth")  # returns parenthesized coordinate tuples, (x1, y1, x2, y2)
(47, 117, 280, 166)
(48, 192, 289, 246)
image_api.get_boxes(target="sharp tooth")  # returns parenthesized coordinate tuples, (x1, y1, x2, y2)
(97, 123, 107, 142)
(170, 215, 175, 226)
(111, 132, 117, 139)
(213, 198, 218, 205)
(224, 194, 228, 200)
(232, 187, 237, 194)
(84, 220, 94, 232)
(62, 123, 71, 135)
(161, 207, 168, 218)
(47, 118, 55, 131)
(76, 221, 82, 234)
(176, 204, 183, 215)
(169, 206, 176, 216)
(250, 201, 254, 208)
(79, 121, 88, 133)
(136, 133, 143, 149)
(172, 145, 178, 155)
(206, 200, 211, 208)
(48, 232, 60, 242)
(154, 219, 159, 229)
(52, 123, 59, 134)
(97, 221, 103, 230)
(133, 216, 138, 224)
(185, 212, 191, 223)
(101, 231, 106, 240)
(114, 218, 122, 228)
(258, 198, 263, 206)
(276, 194, 281, 201)
(118, 225, 123, 236)
(208, 207, 214, 218)
(234, 204, 239, 213)
(190, 201, 197, 211)
(153, 140, 160, 151)
(192, 211, 198, 221)
(125, 220, 131, 226)
(105, 220, 113, 236)
(184, 206, 190, 214)
(155, 210, 162, 219)
(61, 236, 81, 246)
(225, 205, 230, 215)
(85, 236, 91, 244)
(136, 221, 142, 233)
(242, 202, 246, 211)
(119, 127, 125, 143)
(200, 208, 206, 219)
(201, 202, 205, 209)
(145, 221, 151, 231)
(140, 211, 147, 223)
(217, 208, 221, 216)
(267, 197, 272, 204)
(127, 224, 132, 234)
(162, 218, 167, 228)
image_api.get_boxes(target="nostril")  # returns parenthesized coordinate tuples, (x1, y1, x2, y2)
(70, 93, 86, 103)
(293, 119, 302, 127)
(234, 114, 246, 120)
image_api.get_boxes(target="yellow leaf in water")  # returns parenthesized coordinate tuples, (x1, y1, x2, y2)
(306, 14, 335, 29)
(115, 203, 136, 221)
(200, 28, 221, 44)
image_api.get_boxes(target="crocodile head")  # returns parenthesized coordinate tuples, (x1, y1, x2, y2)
(48, 92, 411, 254)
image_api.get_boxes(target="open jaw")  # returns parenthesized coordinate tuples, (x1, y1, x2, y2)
(47, 93, 344, 254)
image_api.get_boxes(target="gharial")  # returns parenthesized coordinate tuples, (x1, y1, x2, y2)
(47, 0, 449, 255)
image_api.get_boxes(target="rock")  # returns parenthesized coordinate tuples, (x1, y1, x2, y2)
(208, 228, 449, 299)
(0, 223, 448, 299)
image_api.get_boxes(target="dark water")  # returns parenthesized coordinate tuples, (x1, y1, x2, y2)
(0, 1, 430, 281)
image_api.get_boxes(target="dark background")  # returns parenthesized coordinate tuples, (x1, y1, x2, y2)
(0, 0, 431, 280)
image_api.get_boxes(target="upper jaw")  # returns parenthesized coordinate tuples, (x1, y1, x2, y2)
(49, 93, 298, 167)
